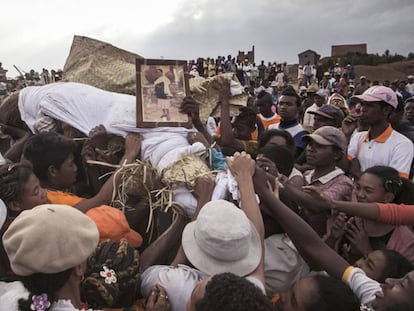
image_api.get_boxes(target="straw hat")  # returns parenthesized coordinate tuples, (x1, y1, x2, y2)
(182, 200, 261, 276)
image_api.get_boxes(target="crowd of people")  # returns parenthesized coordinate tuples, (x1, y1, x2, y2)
(186, 56, 289, 90)
(0, 63, 62, 102)
(0, 56, 413, 311)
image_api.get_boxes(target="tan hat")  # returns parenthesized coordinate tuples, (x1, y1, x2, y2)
(302, 126, 348, 152)
(3, 204, 99, 276)
(308, 105, 345, 127)
(306, 84, 319, 93)
(182, 200, 261, 277)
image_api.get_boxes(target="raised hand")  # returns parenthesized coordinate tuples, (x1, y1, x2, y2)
(256, 155, 278, 177)
(344, 217, 372, 257)
(88, 124, 109, 150)
(124, 133, 143, 159)
(302, 185, 335, 210)
(193, 176, 215, 201)
(225, 151, 255, 180)
(146, 284, 171, 311)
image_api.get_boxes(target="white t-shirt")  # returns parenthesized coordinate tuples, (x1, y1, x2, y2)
(406, 83, 414, 95)
(0, 281, 98, 311)
(343, 267, 382, 307)
(347, 125, 414, 178)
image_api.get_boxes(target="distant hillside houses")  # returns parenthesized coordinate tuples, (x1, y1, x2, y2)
(237, 46, 255, 64)
(298, 50, 321, 65)
(331, 44, 367, 57)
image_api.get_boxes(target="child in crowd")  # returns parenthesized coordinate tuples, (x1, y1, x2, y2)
(325, 166, 414, 264)
(252, 166, 414, 310)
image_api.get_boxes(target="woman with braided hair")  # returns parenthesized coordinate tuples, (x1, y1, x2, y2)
(81, 239, 140, 310)
(81, 239, 171, 311)
(0, 161, 47, 280)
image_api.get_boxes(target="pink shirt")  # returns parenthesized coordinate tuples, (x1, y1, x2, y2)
(303, 167, 354, 236)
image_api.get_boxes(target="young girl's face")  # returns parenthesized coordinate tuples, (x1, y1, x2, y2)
(18, 173, 48, 210)
(355, 173, 391, 203)
(354, 250, 387, 282)
(274, 277, 318, 311)
(371, 270, 414, 310)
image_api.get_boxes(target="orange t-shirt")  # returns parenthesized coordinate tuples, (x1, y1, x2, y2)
(257, 113, 281, 129)
(47, 190, 85, 206)
(216, 123, 258, 141)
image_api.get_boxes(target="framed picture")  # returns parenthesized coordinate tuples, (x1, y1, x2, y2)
(136, 58, 191, 128)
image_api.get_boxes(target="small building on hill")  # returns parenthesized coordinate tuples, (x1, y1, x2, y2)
(237, 46, 255, 64)
(332, 44, 367, 57)
(298, 50, 320, 65)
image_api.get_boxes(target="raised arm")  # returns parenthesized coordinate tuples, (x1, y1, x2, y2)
(180, 96, 213, 145)
(75, 133, 142, 213)
(170, 177, 215, 266)
(279, 178, 328, 214)
(254, 170, 349, 279)
(1, 124, 32, 162)
(226, 152, 265, 284)
(303, 186, 414, 226)
(218, 78, 245, 152)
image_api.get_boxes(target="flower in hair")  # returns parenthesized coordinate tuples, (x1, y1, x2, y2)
(100, 265, 117, 284)
(30, 294, 51, 311)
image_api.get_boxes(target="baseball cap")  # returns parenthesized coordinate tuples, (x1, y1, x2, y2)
(302, 126, 347, 152)
(308, 105, 345, 126)
(86, 205, 143, 248)
(360, 76, 366, 80)
(352, 86, 398, 108)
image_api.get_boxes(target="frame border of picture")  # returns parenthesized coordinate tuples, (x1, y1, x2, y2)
(136, 58, 191, 128)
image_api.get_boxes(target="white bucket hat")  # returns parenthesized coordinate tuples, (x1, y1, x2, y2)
(0, 199, 6, 229)
(182, 200, 261, 277)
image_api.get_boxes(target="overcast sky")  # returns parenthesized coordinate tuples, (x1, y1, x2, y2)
(2, 0, 413, 77)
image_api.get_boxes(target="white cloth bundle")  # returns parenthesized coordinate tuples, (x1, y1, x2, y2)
(18, 82, 228, 216)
